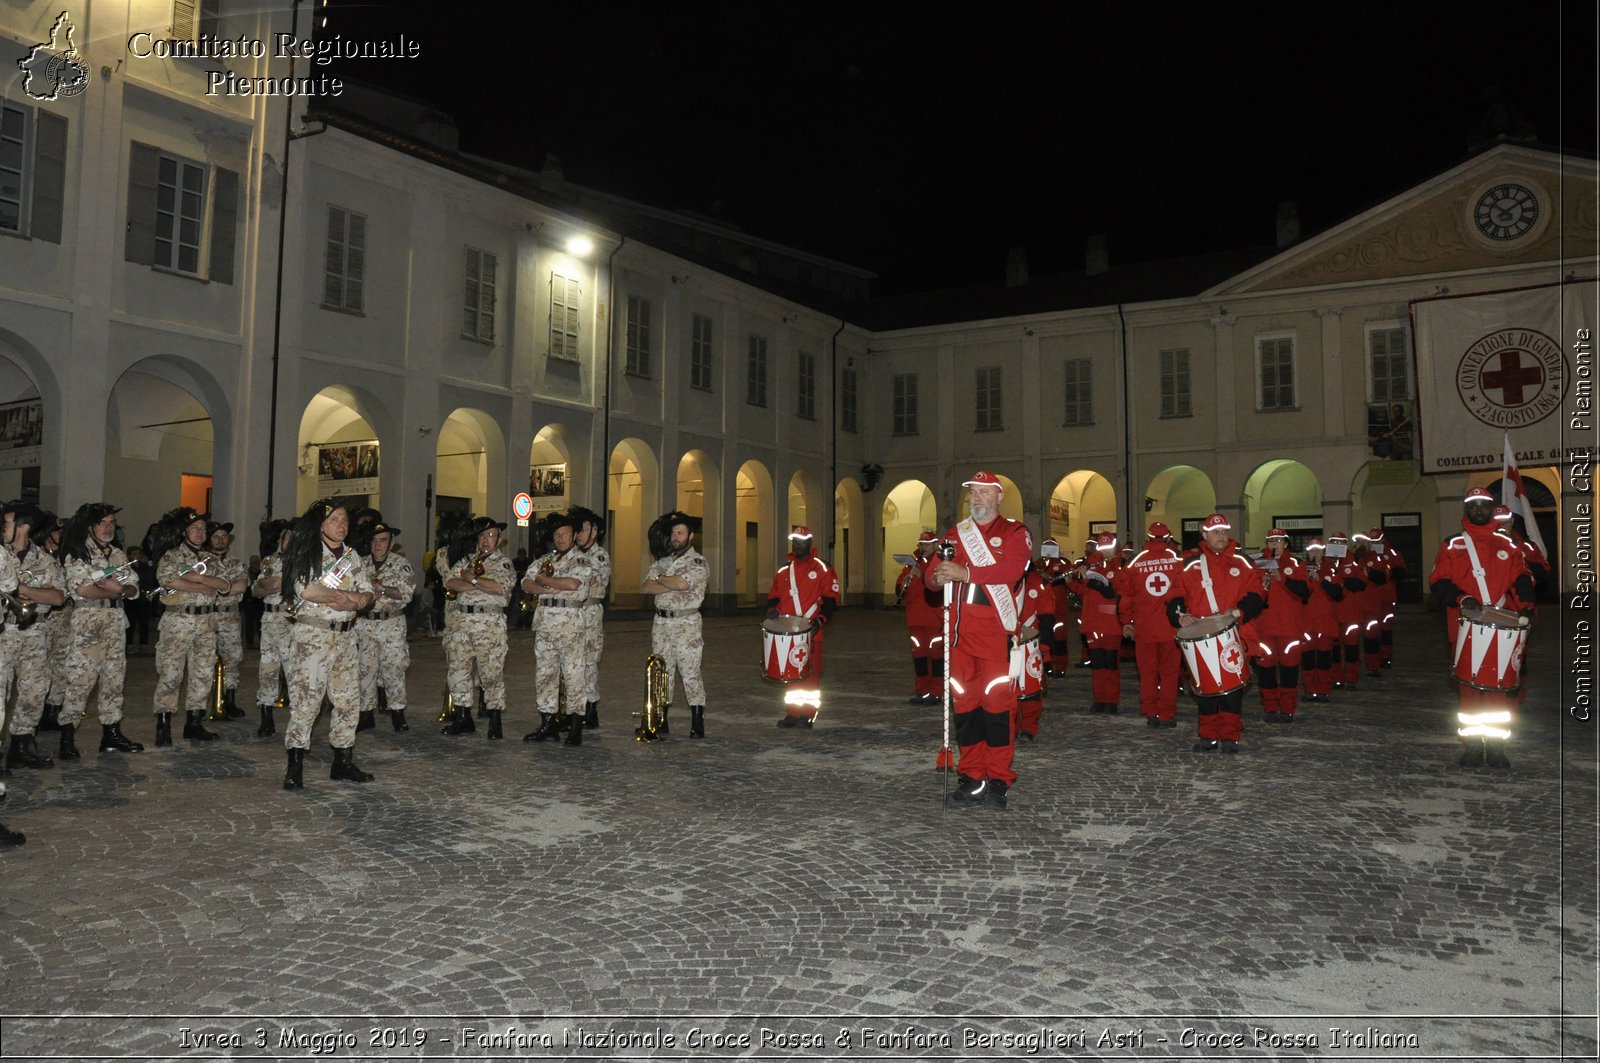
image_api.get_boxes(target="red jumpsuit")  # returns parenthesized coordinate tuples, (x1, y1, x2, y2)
(1114, 538, 1182, 723)
(1014, 566, 1048, 739)
(897, 556, 943, 701)
(1069, 553, 1124, 710)
(766, 553, 840, 719)
(926, 515, 1030, 786)
(1356, 547, 1391, 674)
(1037, 557, 1072, 675)
(1378, 546, 1404, 666)
(1253, 550, 1310, 720)
(1330, 555, 1366, 688)
(1168, 543, 1264, 744)
(1300, 556, 1341, 699)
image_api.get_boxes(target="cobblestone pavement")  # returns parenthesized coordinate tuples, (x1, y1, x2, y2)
(0, 604, 1593, 1061)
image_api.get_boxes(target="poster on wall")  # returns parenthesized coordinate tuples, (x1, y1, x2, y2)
(317, 442, 379, 496)
(529, 463, 568, 511)
(0, 399, 43, 471)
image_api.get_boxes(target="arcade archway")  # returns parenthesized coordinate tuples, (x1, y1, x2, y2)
(736, 460, 774, 606)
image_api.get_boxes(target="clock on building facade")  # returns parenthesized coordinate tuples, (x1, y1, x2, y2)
(1470, 181, 1542, 243)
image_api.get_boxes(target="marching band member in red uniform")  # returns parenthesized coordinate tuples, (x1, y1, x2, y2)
(1495, 506, 1550, 598)
(1036, 537, 1071, 678)
(1253, 529, 1310, 723)
(767, 526, 840, 728)
(1371, 528, 1404, 669)
(1069, 531, 1124, 713)
(1167, 514, 1264, 754)
(1115, 522, 1183, 728)
(927, 471, 1030, 808)
(1013, 561, 1048, 742)
(1325, 533, 1364, 690)
(896, 530, 943, 704)
(1428, 488, 1534, 768)
(1300, 538, 1341, 702)
(1352, 530, 1391, 678)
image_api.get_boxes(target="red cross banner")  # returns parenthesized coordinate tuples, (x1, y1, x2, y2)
(1412, 280, 1596, 474)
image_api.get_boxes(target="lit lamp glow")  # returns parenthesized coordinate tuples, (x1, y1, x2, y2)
(566, 235, 594, 257)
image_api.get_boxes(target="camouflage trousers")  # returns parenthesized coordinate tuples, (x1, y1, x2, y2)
(651, 615, 706, 706)
(445, 612, 506, 713)
(534, 617, 588, 714)
(284, 619, 360, 751)
(253, 610, 290, 709)
(60, 607, 128, 726)
(154, 611, 217, 716)
(358, 615, 410, 713)
(213, 607, 243, 690)
(582, 602, 605, 705)
(1, 625, 51, 734)
(44, 610, 68, 705)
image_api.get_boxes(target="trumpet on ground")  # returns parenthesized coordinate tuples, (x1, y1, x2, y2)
(638, 654, 669, 742)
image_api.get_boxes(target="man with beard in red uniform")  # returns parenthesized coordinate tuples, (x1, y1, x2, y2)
(1069, 531, 1124, 713)
(1300, 538, 1342, 703)
(927, 471, 1030, 808)
(1431, 488, 1534, 767)
(767, 526, 839, 728)
(1167, 513, 1264, 753)
(1115, 522, 1183, 728)
(1253, 529, 1310, 724)
(1351, 530, 1391, 678)
(895, 530, 943, 705)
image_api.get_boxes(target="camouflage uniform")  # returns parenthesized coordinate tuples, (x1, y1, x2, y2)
(252, 553, 290, 710)
(1, 544, 66, 735)
(0, 548, 18, 721)
(60, 545, 130, 727)
(359, 552, 417, 714)
(645, 545, 708, 706)
(580, 542, 610, 710)
(532, 547, 592, 713)
(442, 549, 513, 714)
(154, 542, 219, 717)
(43, 606, 68, 708)
(210, 553, 249, 700)
(284, 545, 374, 752)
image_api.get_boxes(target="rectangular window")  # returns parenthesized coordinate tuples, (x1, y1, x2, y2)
(624, 294, 652, 376)
(1257, 335, 1296, 410)
(840, 366, 858, 433)
(461, 247, 496, 341)
(549, 272, 579, 361)
(1159, 348, 1192, 418)
(172, 0, 220, 40)
(975, 365, 1003, 431)
(892, 373, 918, 436)
(155, 152, 206, 274)
(322, 206, 365, 312)
(690, 313, 714, 391)
(797, 351, 816, 419)
(125, 141, 236, 282)
(746, 334, 768, 406)
(0, 103, 27, 233)
(1368, 325, 1410, 403)
(1063, 358, 1093, 425)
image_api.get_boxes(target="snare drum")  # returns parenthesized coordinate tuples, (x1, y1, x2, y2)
(1453, 604, 1529, 692)
(1175, 612, 1250, 696)
(761, 615, 814, 682)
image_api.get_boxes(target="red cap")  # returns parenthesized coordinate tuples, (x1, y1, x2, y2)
(1147, 521, 1172, 539)
(1306, 537, 1326, 550)
(1464, 487, 1494, 502)
(916, 528, 938, 544)
(1351, 530, 1371, 542)
(1367, 527, 1385, 540)
(1200, 513, 1230, 532)
(1266, 527, 1289, 540)
(1492, 505, 1513, 521)
(789, 526, 813, 540)
(961, 471, 1004, 491)
(1093, 532, 1118, 550)
(1327, 531, 1348, 542)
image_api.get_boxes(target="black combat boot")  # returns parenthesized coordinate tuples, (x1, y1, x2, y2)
(283, 747, 304, 790)
(223, 688, 245, 719)
(1459, 739, 1486, 767)
(256, 704, 276, 738)
(183, 711, 217, 742)
(154, 714, 172, 747)
(356, 710, 376, 732)
(98, 722, 144, 754)
(329, 745, 374, 782)
(486, 711, 503, 740)
(690, 706, 706, 739)
(37, 703, 61, 732)
(564, 711, 583, 746)
(584, 701, 599, 730)
(1485, 740, 1511, 769)
(0, 820, 24, 847)
(441, 700, 476, 736)
(523, 713, 560, 742)
(57, 724, 82, 761)
(8, 733, 54, 769)
(390, 709, 409, 732)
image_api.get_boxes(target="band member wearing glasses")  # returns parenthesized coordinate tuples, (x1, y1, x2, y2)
(150, 507, 232, 746)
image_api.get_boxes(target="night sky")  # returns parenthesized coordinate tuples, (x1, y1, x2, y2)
(321, 1, 1595, 296)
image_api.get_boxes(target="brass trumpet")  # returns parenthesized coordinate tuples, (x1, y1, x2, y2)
(0, 588, 38, 628)
(442, 552, 489, 602)
(208, 653, 228, 721)
(637, 654, 669, 742)
(284, 552, 357, 619)
(157, 557, 210, 603)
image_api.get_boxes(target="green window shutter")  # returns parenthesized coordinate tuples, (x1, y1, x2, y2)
(29, 111, 67, 244)
(125, 141, 159, 264)
(208, 166, 238, 284)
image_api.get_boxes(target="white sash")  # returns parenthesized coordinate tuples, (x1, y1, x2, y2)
(956, 518, 1019, 633)
(1458, 534, 1501, 607)
(787, 561, 818, 619)
(1197, 553, 1223, 615)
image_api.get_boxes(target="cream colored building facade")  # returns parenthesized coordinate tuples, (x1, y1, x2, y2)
(2, 2, 1593, 607)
